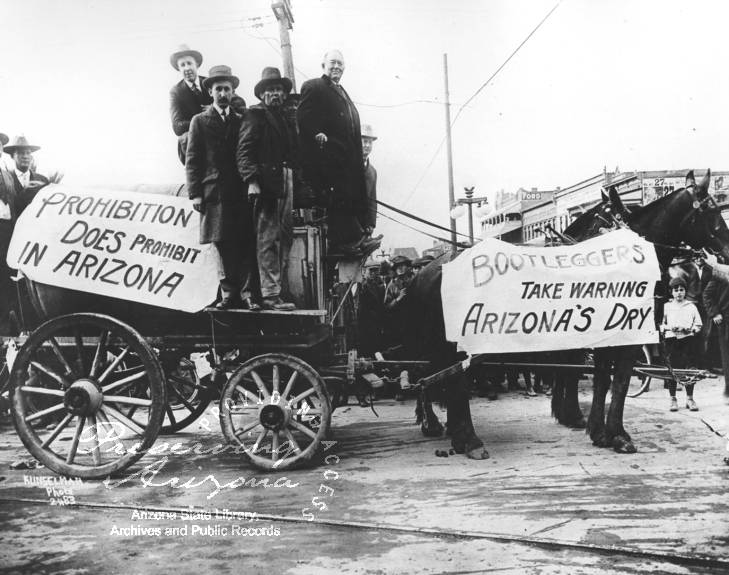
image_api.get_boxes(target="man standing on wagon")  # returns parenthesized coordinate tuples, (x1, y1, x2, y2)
(169, 44, 213, 165)
(186, 65, 257, 311)
(296, 49, 381, 255)
(237, 67, 297, 311)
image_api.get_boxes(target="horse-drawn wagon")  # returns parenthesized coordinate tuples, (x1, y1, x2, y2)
(3, 183, 399, 478)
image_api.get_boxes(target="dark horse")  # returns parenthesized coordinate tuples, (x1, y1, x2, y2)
(404, 170, 729, 458)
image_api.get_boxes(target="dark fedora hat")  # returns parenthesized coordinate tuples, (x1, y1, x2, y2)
(0, 133, 8, 147)
(4, 134, 40, 154)
(391, 255, 412, 267)
(254, 67, 293, 100)
(202, 65, 240, 90)
(170, 44, 203, 70)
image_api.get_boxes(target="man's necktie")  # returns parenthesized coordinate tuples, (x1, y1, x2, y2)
(190, 83, 201, 96)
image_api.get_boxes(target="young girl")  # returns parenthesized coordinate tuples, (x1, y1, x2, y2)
(661, 277, 703, 411)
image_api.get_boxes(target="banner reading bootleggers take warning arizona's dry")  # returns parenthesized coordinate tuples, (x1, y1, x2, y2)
(441, 229, 661, 354)
(6, 185, 220, 313)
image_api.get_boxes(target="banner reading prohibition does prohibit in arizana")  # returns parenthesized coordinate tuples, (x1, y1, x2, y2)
(441, 229, 661, 354)
(6, 185, 219, 313)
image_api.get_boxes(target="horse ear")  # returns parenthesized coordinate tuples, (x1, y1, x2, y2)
(696, 169, 711, 199)
(601, 188, 609, 203)
(685, 170, 696, 188)
(608, 187, 626, 214)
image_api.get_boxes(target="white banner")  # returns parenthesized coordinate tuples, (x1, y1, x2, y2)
(7, 185, 219, 313)
(441, 229, 661, 354)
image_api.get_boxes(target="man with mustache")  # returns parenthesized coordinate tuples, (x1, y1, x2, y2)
(297, 49, 381, 255)
(169, 44, 213, 164)
(237, 67, 297, 311)
(186, 65, 257, 310)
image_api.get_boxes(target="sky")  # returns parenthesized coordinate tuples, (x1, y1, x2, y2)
(2, 0, 729, 254)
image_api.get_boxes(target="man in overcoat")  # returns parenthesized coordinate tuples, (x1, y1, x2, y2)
(296, 50, 380, 254)
(237, 67, 296, 311)
(169, 44, 213, 164)
(361, 123, 378, 238)
(703, 272, 729, 399)
(0, 135, 49, 333)
(186, 65, 257, 310)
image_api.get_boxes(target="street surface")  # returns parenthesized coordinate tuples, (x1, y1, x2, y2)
(1, 375, 728, 574)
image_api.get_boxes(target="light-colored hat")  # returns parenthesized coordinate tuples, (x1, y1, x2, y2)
(0, 133, 8, 147)
(202, 65, 240, 90)
(361, 124, 377, 140)
(254, 67, 293, 100)
(170, 44, 203, 70)
(4, 134, 40, 154)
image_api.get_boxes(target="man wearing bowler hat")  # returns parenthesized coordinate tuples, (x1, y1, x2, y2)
(186, 65, 257, 310)
(169, 44, 213, 164)
(237, 67, 297, 311)
(361, 123, 378, 240)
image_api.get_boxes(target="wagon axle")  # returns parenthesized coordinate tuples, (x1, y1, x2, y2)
(63, 379, 103, 416)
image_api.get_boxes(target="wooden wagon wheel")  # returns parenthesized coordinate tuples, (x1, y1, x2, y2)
(160, 357, 212, 434)
(629, 345, 656, 398)
(219, 353, 332, 471)
(11, 313, 166, 479)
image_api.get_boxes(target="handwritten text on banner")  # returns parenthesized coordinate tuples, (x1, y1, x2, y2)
(441, 229, 661, 354)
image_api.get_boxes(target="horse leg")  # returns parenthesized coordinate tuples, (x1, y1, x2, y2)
(587, 354, 611, 447)
(562, 374, 586, 428)
(606, 357, 637, 454)
(550, 375, 565, 423)
(418, 387, 444, 437)
(447, 372, 489, 459)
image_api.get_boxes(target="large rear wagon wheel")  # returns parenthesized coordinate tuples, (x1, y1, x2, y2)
(219, 353, 331, 471)
(11, 313, 166, 479)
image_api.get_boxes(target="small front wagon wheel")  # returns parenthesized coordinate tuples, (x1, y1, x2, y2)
(219, 353, 331, 471)
(11, 313, 166, 479)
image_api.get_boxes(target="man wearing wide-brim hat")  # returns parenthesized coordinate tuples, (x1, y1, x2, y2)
(361, 123, 380, 244)
(169, 43, 213, 164)
(0, 135, 48, 334)
(237, 67, 297, 311)
(186, 65, 257, 310)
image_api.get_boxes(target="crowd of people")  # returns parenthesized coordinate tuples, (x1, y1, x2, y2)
(169, 44, 382, 311)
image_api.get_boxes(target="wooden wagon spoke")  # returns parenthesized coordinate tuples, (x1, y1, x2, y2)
(97, 408, 127, 452)
(30, 361, 69, 388)
(100, 368, 146, 394)
(74, 329, 86, 376)
(87, 414, 102, 465)
(289, 419, 317, 440)
(97, 346, 131, 384)
(19, 386, 64, 397)
(165, 404, 177, 426)
(90, 329, 110, 378)
(234, 420, 261, 437)
(49, 336, 76, 379)
(41, 413, 74, 448)
(234, 385, 259, 405)
(104, 395, 153, 407)
(271, 364, 280, 394)
(280, 371, 298, 401)
(167, 381, 196, 411)
(66, 416, 85, 464)
(282, 428, 302, 454)
(104, 405, 145, 435)
(24, 402, 67, 423)
(289, 387, 316, 406)
(251, 428, 269, 455)
(249, 369, 271, 400)
(228, 403, 258, 415)
(271, 430, 279, 462)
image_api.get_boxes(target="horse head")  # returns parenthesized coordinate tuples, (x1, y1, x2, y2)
(675, 169, 729, 262)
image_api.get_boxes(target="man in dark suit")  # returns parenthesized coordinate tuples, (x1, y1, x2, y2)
(296, 49, 381, 255)
(704, 271, 729, 399)
(361, 123, 378, 237)
(186, 65, 257, 310)
(0, 135, 49, 334)
(237, 67, 297, 311)
(170, 44, 213, 165)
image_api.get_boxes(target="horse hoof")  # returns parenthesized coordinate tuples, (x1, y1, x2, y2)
(421, 420, 444, 438)
(612, 437, 637, 454)
(466, 446, 490, 460)
(591, 434, 610, 448)
(568, 416, 587, 429)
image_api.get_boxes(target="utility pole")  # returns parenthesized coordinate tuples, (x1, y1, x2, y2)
(443, 54, 457, 255)
(271, 0, 297, 91)
(454, 186, 489, 245)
